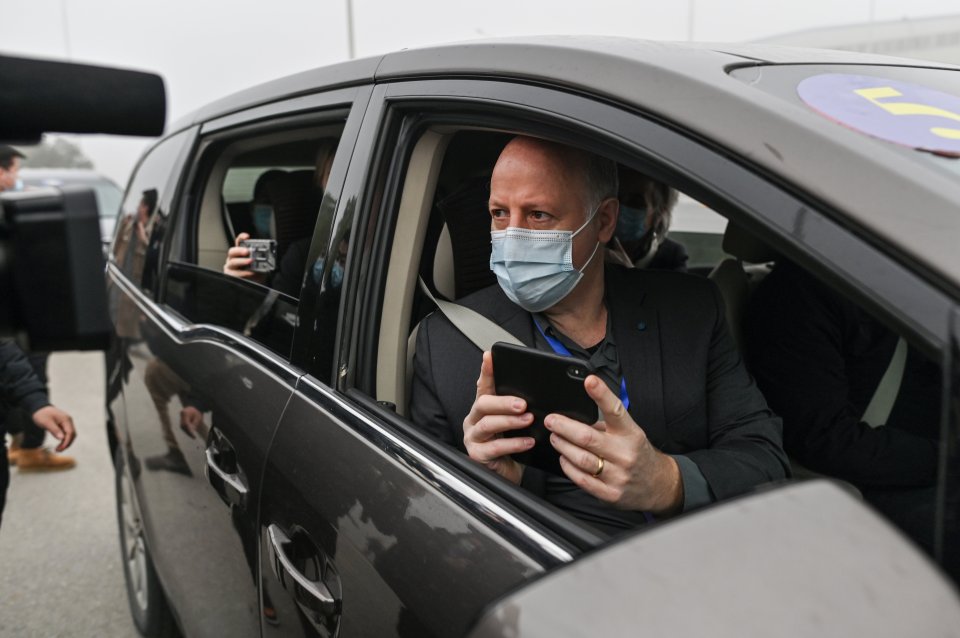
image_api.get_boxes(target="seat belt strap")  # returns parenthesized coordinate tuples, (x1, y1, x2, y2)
(418, 278, 523, 351)
(861, 336, 907, 428)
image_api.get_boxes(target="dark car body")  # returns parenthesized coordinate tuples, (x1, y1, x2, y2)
(105, 37, 960, 637)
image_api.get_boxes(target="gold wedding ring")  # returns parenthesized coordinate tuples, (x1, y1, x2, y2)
(593, 456, 605, 477)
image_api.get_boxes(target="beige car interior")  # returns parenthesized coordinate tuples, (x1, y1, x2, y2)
(377, 129, 453, 416)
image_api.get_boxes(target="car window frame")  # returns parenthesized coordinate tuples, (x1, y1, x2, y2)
(339, 77, 958, 568)
(108, 127, 197, 296)
(156, 87, 371, 365)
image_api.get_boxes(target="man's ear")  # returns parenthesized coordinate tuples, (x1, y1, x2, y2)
(596, 197, 619, 243)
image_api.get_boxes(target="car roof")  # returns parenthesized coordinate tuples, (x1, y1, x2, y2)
(172, 37, 960, 294)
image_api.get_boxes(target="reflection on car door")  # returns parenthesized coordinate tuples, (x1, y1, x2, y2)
(257, 379, 544, 637)
(121, 322, 296, 638)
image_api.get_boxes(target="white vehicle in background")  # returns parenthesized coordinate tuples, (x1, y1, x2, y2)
(19, 168, 123, 245)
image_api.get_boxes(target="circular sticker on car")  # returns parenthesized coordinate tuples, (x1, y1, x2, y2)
(797, 73, 960, 156)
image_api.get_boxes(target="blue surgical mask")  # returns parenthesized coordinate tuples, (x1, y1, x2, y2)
(489, 207, 601, 313)
(615, 204, 647, 242)
(252, 204, 273, 238)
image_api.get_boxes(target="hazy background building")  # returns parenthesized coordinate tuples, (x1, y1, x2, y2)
(761, 12, 960, 65)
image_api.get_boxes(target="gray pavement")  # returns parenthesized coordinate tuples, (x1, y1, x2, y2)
(0, 352, 139, 638)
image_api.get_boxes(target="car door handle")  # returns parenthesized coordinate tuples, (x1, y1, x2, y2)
(204, 447, 249, 497)
(204, 430, 248, 509)
(267, 524, 340, 617)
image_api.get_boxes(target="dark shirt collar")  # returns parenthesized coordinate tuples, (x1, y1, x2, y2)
(531, 309, 621, 393)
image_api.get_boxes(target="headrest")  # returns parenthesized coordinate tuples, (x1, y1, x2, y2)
(253, 169, 287, 201)
(265, 170, 323, 258)
(722, 222, 779, 264)
(436, 175, 497, 298)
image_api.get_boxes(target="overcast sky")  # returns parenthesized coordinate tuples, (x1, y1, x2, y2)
(2, 0, 959, 185)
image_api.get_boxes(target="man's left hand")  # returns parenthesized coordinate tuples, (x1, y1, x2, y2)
(544, 375, 683, 515)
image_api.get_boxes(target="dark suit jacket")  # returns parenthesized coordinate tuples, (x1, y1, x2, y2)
(744, 261, 939, 488)
(410, 265, 789, 503)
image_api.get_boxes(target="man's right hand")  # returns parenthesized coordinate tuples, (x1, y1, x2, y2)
(223, 232, 267, 283)
(462, 351, 535, 485)
(31, 405, 76, 452)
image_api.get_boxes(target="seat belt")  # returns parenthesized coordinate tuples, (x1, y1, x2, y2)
(861, 337, 907, 429)
(418, 278, 523, 351)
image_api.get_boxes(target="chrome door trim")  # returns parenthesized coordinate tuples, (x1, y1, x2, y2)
(107, 263, 300, 386)
(298, 375, 575, 567)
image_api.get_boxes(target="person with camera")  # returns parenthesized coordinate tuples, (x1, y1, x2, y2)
(410, 136, 787, 534)
(0, 145, 77, 474)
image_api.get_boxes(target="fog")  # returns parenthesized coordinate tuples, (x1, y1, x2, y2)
(2, 0, 957, 185)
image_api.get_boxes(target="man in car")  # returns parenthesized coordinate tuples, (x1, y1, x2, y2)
(410, 136, 788, 533)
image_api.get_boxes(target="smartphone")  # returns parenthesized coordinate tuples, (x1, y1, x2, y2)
(492, 341, 597, 475)
(239, 238, 277, 273)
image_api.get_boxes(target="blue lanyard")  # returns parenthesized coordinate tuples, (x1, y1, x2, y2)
(533, 320, 630, 410)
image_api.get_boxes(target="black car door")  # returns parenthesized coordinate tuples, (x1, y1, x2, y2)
(115, 87, 371, 637)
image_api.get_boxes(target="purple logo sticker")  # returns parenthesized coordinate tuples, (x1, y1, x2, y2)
(797, 73, 960, 156)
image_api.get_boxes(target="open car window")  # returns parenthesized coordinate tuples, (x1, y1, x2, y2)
(162, 123, 344, 359)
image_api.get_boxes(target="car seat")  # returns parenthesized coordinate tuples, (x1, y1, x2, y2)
(264, 169, 323, 263)
(708, 222, 778, 349)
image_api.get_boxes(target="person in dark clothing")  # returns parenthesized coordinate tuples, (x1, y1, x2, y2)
(4, 350, 76, 472)
(0, 340, 76, 525)
(606, 165, 688, 272)
(744, 260, 940, 554)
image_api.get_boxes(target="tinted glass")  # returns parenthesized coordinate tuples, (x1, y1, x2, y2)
(164, 263, 298, 357)
(112, 130, 191, 293)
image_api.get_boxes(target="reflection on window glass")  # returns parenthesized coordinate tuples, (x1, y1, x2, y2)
(113, 131, 189, 292)
(165, 263, 299, 358)
(219, 136, 340, 299)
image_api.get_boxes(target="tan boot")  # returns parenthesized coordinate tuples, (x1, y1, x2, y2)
(15, 447, 76, 472)
(7, 434, 23, 466)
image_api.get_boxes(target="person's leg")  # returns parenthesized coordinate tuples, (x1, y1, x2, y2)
(15, 407, 45, 449)
(143, 359, 191, 476)
(19, 353, 49, 450)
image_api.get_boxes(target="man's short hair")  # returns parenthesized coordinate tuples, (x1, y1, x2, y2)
(581, 150, 619, 209)
(503, 136, 618, 212)
(0, 145, 25, 171)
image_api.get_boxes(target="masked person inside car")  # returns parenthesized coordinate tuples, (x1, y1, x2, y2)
(410, 136, 788, 534)
(606, 165, 688, 272)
